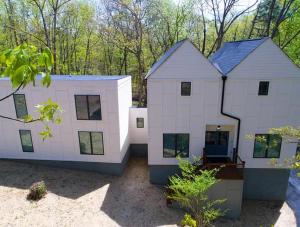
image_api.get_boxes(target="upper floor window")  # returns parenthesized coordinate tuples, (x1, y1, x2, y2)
(258, 81, 269, 96)
(136, 118, 144, 128)
(19, 130, 34, 152)
(13, 94, 28, 119)
(163, 133, 189, 158)
(181, 82, 191, 96)
(75, 95, 101, 120)
(253, 134, 281, 158)
(78, 131, 104, 155)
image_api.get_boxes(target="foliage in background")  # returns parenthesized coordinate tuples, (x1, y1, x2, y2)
(0, 44, 62, 140)
(167, 158, 225, 226)
(1, 0, 300, 106)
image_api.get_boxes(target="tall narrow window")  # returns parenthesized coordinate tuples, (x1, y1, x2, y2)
(253, 134, 281, 158)
(181, 82, 191, 96)
(78, 131, 104, 155)
(258, 81, 269, 95)
(13, 94, 28, 119)
(136, 118, 144, 128)
(163, 133, 189, 158)
(19, 130, 34, 152)
(75, 95, 101, 120)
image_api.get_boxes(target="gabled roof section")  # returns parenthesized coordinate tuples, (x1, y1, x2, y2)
(145, 39, 187, 79)
(210, 37, 269, 75)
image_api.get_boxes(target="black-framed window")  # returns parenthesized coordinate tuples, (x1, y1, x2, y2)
(258, 81, 269, 95)
(181, 82, 191, 96)
(75, 95, 101, 120)
(136, 118, 144, 128)
(78, 131, 104, 155)
(253, 134, 281, 158)
(13, 94, 28, 119)
(19, 130, 34, 152)
(163, 133, 189, 158)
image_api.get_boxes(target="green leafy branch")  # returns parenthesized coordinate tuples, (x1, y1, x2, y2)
(0, 44, 62, 140)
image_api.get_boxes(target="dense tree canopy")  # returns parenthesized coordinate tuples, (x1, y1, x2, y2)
(1, 0, 300, 106)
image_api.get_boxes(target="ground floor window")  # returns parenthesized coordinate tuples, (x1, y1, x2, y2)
(136, 118, 144, 128)
(253, 134, 281, 158)
(78, 131, 104, 155)
(19, 130, 34, 152)
(163, 133, 189, 158)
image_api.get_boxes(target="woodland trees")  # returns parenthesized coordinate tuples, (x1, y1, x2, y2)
(1, 0, 300, 106)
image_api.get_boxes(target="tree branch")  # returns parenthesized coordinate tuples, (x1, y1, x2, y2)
(0, 82, 23, 102)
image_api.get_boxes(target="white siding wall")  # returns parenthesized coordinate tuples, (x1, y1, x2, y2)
(0, 77, 131, 164)
(129, 107, 148, 144)
(147, 39, 300, 168)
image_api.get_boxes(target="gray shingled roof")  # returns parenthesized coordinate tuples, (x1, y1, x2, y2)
(210, 38, 269, 75)
(145, 39, 187, 79)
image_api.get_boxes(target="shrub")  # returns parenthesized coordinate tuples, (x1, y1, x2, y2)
(181, 213, 197, 227)
(167, 158, 226, 227)
(27, 181, 47, 201)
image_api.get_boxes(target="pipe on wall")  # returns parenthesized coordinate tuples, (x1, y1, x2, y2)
(220, 75, 241, 163)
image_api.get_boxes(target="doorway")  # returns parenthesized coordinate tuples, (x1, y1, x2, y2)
(205, 131, 229, 156)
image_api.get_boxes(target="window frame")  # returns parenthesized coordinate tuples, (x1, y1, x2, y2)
(78, 131, 104, 155)
(163, 133, 190, 158)
(13, 94, 28, 119)
(253, 134, 282, 158)
(136, 118, 144, 128)
(181, 82, 191, 96)
(258, 81, 269, 96)
(74, 95, 102, 120)
(19, 130, 34, 153)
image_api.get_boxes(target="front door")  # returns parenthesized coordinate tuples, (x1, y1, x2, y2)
(205, 131, 229, 156)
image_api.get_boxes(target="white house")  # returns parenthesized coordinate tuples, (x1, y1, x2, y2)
(0, 37, 299, 218)
(146, 38, 300, 217)
(0, 75, 135, 175)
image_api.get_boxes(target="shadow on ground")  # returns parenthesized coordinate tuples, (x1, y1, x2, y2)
(0, 159, 113, 199)
(287, 170, 300, 227)
(0, 158, 183, 226)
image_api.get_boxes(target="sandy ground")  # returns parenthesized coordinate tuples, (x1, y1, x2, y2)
(0, 158, 297, 227)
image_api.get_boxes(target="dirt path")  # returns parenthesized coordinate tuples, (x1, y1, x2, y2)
(0, 158, 296, 227)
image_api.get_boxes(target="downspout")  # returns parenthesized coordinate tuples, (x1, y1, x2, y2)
(221, 75, 241, 163)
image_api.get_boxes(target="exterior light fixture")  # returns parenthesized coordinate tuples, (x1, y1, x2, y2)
(216, 125, 221, 131)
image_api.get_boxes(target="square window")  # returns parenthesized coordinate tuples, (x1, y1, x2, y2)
(181, 82, 191, 96)
(258, 81, 269, 95)
(163, 133, 189, 158)
(75, 95, 101, 120)
(253, 134, 281, 158)
(19, 130, 34, 152)
(13, 94, 28, 119)
(136, 118, 144, 128)
(78, 131, 104, 155)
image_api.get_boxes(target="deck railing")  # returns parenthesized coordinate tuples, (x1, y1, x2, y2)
(201, 148, 245, 179)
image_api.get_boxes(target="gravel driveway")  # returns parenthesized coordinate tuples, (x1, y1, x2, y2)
(0, 158, 296, 227)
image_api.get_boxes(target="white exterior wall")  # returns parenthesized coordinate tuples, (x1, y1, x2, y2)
(129, 107, 148, 144)
(147, 39, 300, 168)
(0, 76, 132, 164)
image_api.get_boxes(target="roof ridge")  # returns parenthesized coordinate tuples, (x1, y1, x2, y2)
(225, 37, 269, 44)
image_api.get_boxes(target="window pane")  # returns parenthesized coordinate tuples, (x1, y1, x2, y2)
(254, 134, 268, 158)
(91, 132, 104, 155)
(218, 131, 229, 146)
(181, 82, 191, 96)
(88, 96, 101, 120)
(258, 81, 269, 95)
(137, 118, 144, 128)
(14, 94, 28, 119)
(177, 134, 189, 158)
(205, 131, 216, 145)
(75, 96, 89, 120)
(267, 134, 281, 158)
(19, 130, 33, 152)
(79, 132, 92, 154)
(163, 134, 176, 157)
